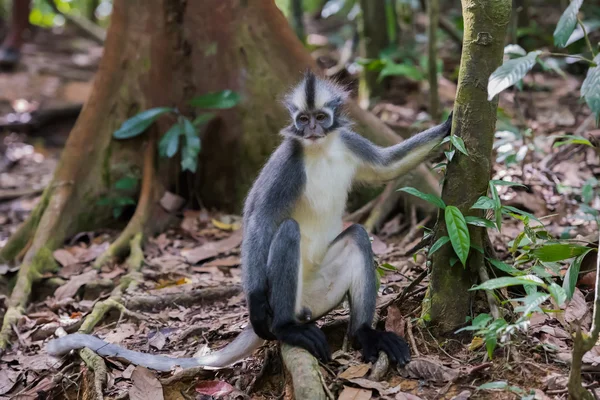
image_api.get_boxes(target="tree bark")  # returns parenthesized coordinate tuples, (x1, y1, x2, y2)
(358, 0, 391, 104)
(427, 0, 511, 333)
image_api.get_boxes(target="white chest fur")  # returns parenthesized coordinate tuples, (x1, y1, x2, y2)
(291, 132, 357, 275)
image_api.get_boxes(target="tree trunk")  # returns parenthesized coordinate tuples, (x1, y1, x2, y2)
(358, 0, 391, 104)
(427, 0, 511, 333)
(0, 0, 442, 351)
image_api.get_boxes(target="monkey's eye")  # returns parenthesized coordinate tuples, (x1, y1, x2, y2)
(316, 113, 327, 122)
(297, 115, 309, 124)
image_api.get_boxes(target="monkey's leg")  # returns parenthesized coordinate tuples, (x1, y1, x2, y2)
(301, 224, 411, 366)
(266, 219, 331, 361)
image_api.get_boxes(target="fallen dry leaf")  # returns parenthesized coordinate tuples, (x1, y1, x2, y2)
(564, 289, 591, 327)
(53, 249, 78, 267)
(195, 380, 235, 397)
(385, 306, 405, 338)
(344, 378, 399, 396)
(449, 391, 471, 400)
(0, 369, 19, 395)
(11, 377, 53, 400)
(339, 363, 371, 379)
(338, 386, 372, 400)
(103, 323, 136, 344)
(122, 364, 136, 379)
(371, 234, 388, 255)
(396, 393, 424, 400)
(54, 270, 98, 300)
(203, 256, 241, 268)
(129, 366, 163, 400)
(181, 230, 242, 264)
(403, 358, 459, 383)
(148, 331, 167, 350)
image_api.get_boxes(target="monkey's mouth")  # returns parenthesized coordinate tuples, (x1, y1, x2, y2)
(304, 135, 324, 141)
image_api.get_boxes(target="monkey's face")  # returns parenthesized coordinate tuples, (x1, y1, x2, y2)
(294, 109, 333, 141)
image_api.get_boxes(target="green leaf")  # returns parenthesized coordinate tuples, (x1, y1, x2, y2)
(398, 187, 446, 209)
(487, 51, 541, 100)
(445, 206, 470, 267)
(582, 182, 594, 203)
(518, 292, 550, 315)
(192, 112, 216, 127)
(470, 275, 546, 291)
(548, 282, 567, 305)
(485, 333, 498, 359)
(114, 176, 138, 191)
(504, 44, 526, 57)
(113, 107, 174, 139)
(450, 135, 468, 156)
(501, 205, 541, 223)
(581, 55, 600, 119)
(180, 119, 201, 173)
(566, 19, 600, 46)
(471, 196, 496, 210)
(113, 197, 137, 207)
(487, 258, 523, 276)
(490, 179, 527, 188)
(190, 90, 241, 109)
(429, 236, 450, 255)
(553, 0, 584, 47)
(478, 381, 508, 390)
(552, 134, 594, 148)
(158, 122, 184, 158)
(378, 62, 423, 81)
(465, 216, 497, 229)
(113, 206, 124, 219)
(533, 243, 590, 262)
(563, 249, 594, 300)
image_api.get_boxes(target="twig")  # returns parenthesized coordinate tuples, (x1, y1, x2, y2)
(44, 0, 105, 43)
(478, 263, 501, 320)
(124, 285, 242, 311)
(0, 187, 45, 201)
(345, 198, 377, 223)
(577, 19, 597, 58)
(405, 318, 420, 358)
(397, 269, 428, 304)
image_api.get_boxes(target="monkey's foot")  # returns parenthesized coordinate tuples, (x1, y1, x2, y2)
(274, 322, 331, 362)
(354, 324, 411, 367)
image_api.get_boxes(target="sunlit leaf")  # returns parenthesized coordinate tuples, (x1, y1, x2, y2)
(517, 292, 550, 315)
(501, 205, 542, 223)
(581, 55, 600, 119)
(181, 119, 201, 172)
(478, 381, 508, 391)
(553, 0, 584, 47)
(192, 112, 216, 127)
(566, 19, 600, 46)
(533, 243, 590, 262)
(563, 248, 595, 300)
(487, 51, 541, 100)
(190, 90, 241, 109)
(450, 135, 468, 156)
(490, 179, 527, 188)
(548, 282, 567, 305)
(429, 236, 450, 255)
(504, 44, 526, 57)
(398, 187, 446, 209)
(552, 134, 594, 148)
(113, 107, 174, 139)
(470, 275, 545, 291)
(445, 206, 470, 267)
(471, 196, 496, 210)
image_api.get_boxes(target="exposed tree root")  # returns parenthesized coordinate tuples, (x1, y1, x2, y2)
(363, 181, 401, 233)
(124, 285, 242, 311)
(80, 348, 107, 400)
(281, 344, 327, 400)
(94, 140, 157, 269)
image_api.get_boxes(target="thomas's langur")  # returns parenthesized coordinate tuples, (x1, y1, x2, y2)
(47, 71, 453, 371)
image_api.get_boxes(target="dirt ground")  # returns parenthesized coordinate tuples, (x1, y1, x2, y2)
(1, 16, 600, 400)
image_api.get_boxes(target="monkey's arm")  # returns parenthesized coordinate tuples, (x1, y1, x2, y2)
(342, 113, 452, 183)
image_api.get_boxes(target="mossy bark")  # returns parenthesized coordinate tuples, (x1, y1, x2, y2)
(358, 0, 391, 104)
(427, 0, 511, 333)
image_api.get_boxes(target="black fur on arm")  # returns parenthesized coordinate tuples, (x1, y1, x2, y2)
(242, 139, 306, 341)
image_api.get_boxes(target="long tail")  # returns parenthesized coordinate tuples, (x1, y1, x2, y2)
(47, 326, 265, 372)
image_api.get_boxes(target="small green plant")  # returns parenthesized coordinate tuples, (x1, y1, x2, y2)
(112, 90, 241, 173)
(487, 0, 600, 122)
(97, 176, 140, 219)
(476, 381, 536, 400)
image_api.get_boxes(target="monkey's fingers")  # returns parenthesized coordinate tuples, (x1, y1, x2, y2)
(354, 326, 411, 367)
(274, 322, 331, 362)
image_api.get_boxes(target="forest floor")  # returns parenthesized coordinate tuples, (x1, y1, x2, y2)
(1, 19, 600, 400)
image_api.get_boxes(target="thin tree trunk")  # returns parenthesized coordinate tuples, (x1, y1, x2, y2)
(358, 0, 391, 104)
(427, 0, 511, 333)
(427, 0, 440, 121)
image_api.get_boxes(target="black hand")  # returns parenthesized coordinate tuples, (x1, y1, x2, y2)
(273, 321, 331, 362)
(354, 324, 411, 366)
(248, 291, 277, 340)
(443, 110, 453, 136)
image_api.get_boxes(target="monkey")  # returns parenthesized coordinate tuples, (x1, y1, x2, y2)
(47, 71, 453, 372)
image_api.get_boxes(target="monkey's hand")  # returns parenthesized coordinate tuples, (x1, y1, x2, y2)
(273, 321, 331, 362)
(354, 324, 411, 367)
(248, 291, 277, 340)
(442, 110, 453, 136)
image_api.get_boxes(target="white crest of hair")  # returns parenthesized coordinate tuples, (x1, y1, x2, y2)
(291, 130, 357, 281)
(284, 73, 349, 111)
